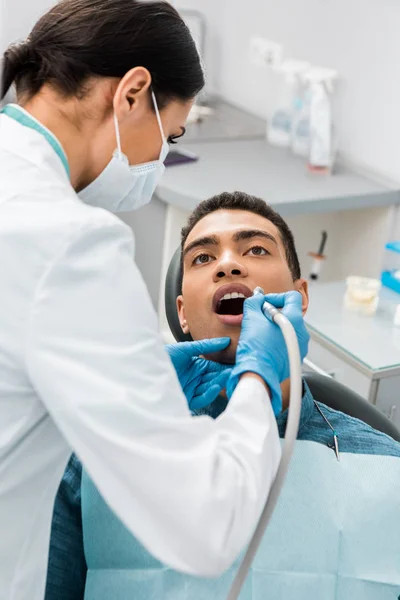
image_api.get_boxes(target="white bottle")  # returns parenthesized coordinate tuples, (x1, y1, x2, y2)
(305, 68, 337, 172)
(291, 88, 311, 157)
(309, 81, 331, 170)
(267, 60, 310, 148)
(267, 74, 295, 148)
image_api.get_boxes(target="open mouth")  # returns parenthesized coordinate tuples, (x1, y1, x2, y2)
(216, 293, 246, 316)
(212, 284, 252, 325)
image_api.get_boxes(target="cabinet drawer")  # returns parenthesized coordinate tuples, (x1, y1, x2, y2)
(307, 338, 372, 400)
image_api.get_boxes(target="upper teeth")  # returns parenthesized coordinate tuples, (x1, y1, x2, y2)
(221, 292, 246, 301)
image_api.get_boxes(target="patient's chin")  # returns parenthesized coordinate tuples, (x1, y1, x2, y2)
(204, 346, 237, 365)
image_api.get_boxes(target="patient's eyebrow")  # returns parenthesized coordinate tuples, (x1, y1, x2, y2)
(183, 235, 220, 258)
(233, 229, 278, 246)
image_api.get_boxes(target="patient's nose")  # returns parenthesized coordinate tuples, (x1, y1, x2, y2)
(213, 254, 248, 281)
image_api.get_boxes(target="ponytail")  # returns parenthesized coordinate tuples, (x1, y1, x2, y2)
(1, 42, 39, 99)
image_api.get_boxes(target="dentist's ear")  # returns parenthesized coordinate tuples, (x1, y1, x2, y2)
(176, 295, 190, 334)
(295, 279, 309, 316)
(113, 66, 152, 122)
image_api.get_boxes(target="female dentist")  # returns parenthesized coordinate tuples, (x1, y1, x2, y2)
(0, 1, 309, 598)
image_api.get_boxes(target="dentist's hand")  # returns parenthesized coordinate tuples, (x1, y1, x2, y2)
(166, 338, 232, 412)
(262, 292, 310, 378)
(226, 291, 309, 416)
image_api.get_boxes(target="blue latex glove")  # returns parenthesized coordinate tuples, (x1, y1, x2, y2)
(166, 338, 232, 411)
(226, 291, 309, 416)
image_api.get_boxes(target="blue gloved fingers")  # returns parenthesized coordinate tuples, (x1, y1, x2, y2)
(165, 340, 231, 409)
(280, 291, 304, 323)
(242, 292, 299, 319)
(243, 293, 266, 314)
(195, 369, 231, 397)
(190, 385, 221, 411)
(190, 375, 219, 403)
(213, 368, 231, 391)
(263, 291, 302, 310)
(198, 366, 233, 386)
(281, 290, 303, 306)
(204, 361, 232, 377)
(264, 291, 309, 361)
(243, 291, 302, 308)
(176, 337, 231, 358)
(261, 292, 303, 326)
(190, 370, 231, 411)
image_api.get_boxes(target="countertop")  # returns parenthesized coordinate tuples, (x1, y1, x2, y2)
(183, 97, 266, 142)
(157, 100, 400, 215)
(305, 281, 400, 374)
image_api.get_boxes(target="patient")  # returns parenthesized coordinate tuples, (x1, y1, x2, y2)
(45, 192, 400, 600)
(176, 191, 308, 414)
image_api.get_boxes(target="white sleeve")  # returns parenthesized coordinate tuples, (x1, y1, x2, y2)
(26, 215, 281, 577)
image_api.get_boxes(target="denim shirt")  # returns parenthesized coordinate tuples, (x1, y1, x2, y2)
(45, 384, 400, 600)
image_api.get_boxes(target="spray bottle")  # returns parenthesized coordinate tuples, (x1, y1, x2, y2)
(304, 67, 337, 173)
(291, 78, 312, 157)
(267, 60, 310, 148)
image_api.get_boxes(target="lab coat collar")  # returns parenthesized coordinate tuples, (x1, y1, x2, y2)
(0, 104, 70, 179)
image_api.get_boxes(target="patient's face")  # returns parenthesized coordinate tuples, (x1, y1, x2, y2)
(177, 209, 309, 364)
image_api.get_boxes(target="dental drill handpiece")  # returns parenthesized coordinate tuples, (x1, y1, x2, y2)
(225, 288, 303, 600)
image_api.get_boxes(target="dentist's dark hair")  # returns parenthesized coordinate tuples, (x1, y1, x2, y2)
(1, 0, 204, 106)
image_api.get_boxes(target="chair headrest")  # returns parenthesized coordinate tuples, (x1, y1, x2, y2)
(164, 247, 192, 343)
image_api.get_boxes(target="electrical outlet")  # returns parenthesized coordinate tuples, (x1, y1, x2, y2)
(249, 36, 283, 69)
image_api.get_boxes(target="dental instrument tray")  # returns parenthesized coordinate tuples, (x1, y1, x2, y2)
(381, 241, 400, 294)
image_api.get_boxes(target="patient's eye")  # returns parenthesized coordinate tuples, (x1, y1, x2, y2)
(246, 246, 269, 256)
(193, 253, 214, 265)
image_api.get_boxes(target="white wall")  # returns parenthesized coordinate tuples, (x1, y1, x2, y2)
(213, 0, 400, 185)
(0, 0, 55, 55)
(175, 0, 223, 96)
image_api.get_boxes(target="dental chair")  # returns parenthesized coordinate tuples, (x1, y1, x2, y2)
(165, 248, 400, 443)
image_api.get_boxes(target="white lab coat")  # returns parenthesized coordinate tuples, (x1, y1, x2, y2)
(0, 112, 281, 600)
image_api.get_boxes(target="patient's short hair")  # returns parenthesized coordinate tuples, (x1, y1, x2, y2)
(181, 191, 301, 280)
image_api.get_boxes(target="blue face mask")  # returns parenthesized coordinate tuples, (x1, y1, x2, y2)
(78, 91, 169, 213)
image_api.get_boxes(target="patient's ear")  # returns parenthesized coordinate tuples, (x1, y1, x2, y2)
(176, 295, 190, 334)
(295, 279, 309, 315)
